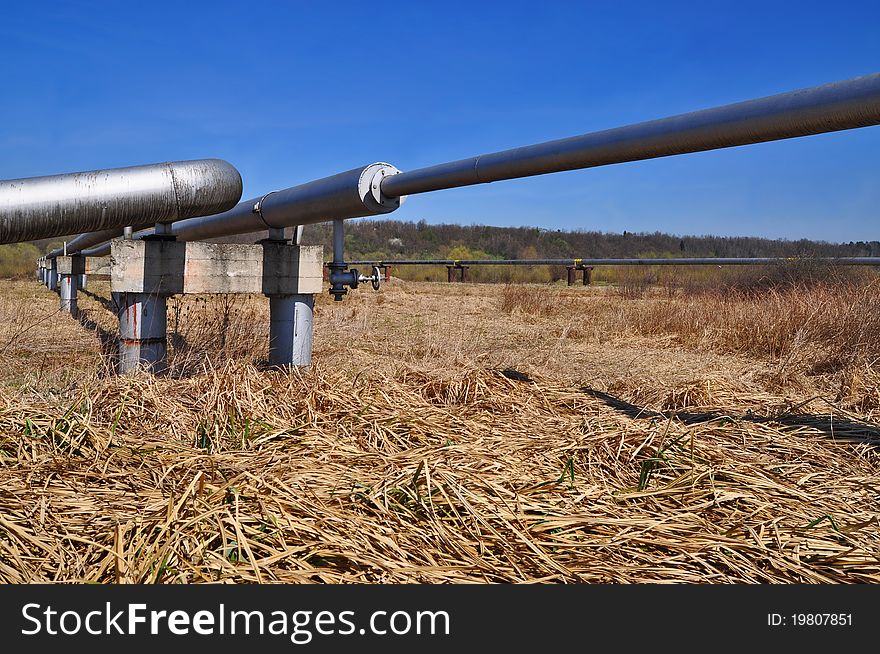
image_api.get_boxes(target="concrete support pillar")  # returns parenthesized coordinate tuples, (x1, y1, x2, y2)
(268, 294, 315, 367)
(47, 260, 58, 292)
(111, 238, 322, 374)
(56, 256, 84, 314)
(59, 273, 78, 314)
(117, 292, 168, 373)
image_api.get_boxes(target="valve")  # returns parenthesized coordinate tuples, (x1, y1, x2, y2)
(328, 265, 359, 301)
(328, 264, 382, 300)
(327, 219, 382, 300)
(359, 265, 382, 291)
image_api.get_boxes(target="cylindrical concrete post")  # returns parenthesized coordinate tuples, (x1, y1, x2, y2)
(59, 273, 78, 314)
(47, 261, 58, 292)
(117, 292, 168, 373)
(268, 294, 315, 367)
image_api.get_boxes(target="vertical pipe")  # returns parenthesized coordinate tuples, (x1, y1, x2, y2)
(59, 273, 78, 314)
(460, 266, 469, 283)
(268, 294, 314, 366)
(567, 266, 576, 286)
(79, 274, 88, 290)
(384, 265, 391, 282)
(117, 292, 167, 373)
(583, 267, 592, 286)
(447, 266, 454, 283)
(332, 219, 345, 266)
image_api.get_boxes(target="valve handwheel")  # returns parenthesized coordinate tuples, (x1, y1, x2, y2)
(371, 266, 381, 291)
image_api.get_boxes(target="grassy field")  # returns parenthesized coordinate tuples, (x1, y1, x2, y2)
(0, 274, 879, 583)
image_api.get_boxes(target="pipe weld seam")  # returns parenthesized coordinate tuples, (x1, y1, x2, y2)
(252, 190, 280, 229)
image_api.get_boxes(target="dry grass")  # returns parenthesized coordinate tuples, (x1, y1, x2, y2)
(0, 277, 879, 583)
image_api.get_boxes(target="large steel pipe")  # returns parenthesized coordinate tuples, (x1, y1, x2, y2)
(78, 163, 403, 257)
(0, 159, 242, 244)
(164, 163, 400, 241)
(379, 73, 880, 198)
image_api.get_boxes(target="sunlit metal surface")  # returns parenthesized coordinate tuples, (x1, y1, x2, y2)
(0, 159, 242, 244)
(380, 73, 880, 197)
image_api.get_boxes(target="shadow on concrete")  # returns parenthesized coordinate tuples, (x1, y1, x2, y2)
(582, 387, 880, 445)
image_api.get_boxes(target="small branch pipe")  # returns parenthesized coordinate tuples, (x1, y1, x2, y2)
(346, 257, 880, 266)
(333, 219, 345, 265)
(0, 159, 242, 244)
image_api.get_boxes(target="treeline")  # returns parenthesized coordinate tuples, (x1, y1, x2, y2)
(5, 221, 876, 282)
(0, 243, 43, 278)
(301, 219, 880, 261)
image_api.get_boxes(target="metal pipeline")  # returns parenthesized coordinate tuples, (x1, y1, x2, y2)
(79, 163, 403, 257)
(347, 257, 880, 266)
(1, 159, 242, 245)
(163, 163, 400, 241)
(379, 73, 880, 198)
(71, 74, 880, 259)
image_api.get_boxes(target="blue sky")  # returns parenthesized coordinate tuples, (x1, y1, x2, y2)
(0, 1, 877, 242)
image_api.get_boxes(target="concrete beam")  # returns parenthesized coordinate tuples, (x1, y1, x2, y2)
(111, 240, 323, 295)
(85, 255, 112, 276)
(56, 255, 85, 276)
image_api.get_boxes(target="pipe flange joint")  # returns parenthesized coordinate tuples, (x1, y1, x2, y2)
(252, 190, 280, 229)
(359, 163, 406, 214)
